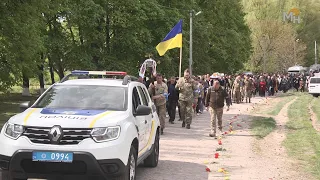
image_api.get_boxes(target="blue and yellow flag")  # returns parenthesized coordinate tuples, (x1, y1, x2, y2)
(156, 20, 182, 56)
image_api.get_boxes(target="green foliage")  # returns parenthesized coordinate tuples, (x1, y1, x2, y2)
(242, 0, 320, 73)
(1, 0, 252, 90)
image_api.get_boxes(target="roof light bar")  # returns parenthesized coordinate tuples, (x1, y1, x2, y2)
(71, 70, 127, 76)
(71, 70, 89, 74)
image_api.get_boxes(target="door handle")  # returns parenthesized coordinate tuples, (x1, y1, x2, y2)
(145, 120, 147, 124)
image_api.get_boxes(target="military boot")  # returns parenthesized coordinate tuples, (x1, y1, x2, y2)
(209, 133, 217, 138)
(249, 98, 251, 103)
(186, 124, 191, 129)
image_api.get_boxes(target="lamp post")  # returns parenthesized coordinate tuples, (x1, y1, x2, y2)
(315, 41, 318, 65)
(294, 38, 300, 64)
(189, 10, 202, 76)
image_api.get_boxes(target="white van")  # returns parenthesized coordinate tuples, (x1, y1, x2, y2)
(288, 65, 307, 75)
(308, 75, 320, 97)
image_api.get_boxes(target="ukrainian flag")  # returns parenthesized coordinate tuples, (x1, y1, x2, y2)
(156, 20, 182, 56)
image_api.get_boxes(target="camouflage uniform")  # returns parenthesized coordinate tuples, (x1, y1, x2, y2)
(232, 79, 241, 103)
(244, 78, 253, 103)
(148, 81, 168, 131)
(175, 77, 197, 128)
(240, 78, 245, 102)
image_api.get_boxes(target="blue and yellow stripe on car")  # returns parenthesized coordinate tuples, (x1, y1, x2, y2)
(138, 120, 155, 156)
(89, 111, 114, 128)
(23, 108, 38, 126)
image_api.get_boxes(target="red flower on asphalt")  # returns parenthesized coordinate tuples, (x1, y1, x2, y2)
(218, 140, 222, 145)
(206, 167, 211, 172)
(214, 153, 219, 159)
(224, 132, 228, 135)
(237, 124, 242, 127)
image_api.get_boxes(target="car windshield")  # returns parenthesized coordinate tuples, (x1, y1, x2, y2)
(33, 85, 127, 111)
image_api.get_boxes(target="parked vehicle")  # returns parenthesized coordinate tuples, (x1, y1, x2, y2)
(0, 71, 161, 180)
(308, 73, 320, 97)
(287, 65, 307, 75)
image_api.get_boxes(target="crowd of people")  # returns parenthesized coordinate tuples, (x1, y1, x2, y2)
(142, 69, 315, 137)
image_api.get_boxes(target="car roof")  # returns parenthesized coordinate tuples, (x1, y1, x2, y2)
(57, 79, 127, 87)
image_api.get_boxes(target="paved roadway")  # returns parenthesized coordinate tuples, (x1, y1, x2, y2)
(3, 97, 263, 180)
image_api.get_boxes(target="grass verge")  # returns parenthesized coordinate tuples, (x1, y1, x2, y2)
(267, 96, 295, 116)
(251, 117, 276, 138)
(284, 93, 320, 178)
(253, 92, 296, 116)
(311, 98, 320, 125)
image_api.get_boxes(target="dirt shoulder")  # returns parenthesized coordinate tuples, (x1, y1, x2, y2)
(137, 94, 314, 180)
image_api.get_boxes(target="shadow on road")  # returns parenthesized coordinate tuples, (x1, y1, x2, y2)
(136, 160, 208, 180)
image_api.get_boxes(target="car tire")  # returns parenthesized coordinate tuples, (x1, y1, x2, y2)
(112, 145, 137, 180)
(144, 130, 159, 167)
(313, 94, 319, 97)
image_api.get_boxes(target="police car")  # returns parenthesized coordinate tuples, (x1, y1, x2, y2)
(0, 71, 161, 180)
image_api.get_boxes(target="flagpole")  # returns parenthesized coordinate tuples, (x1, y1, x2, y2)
(179, 47, 182, 77)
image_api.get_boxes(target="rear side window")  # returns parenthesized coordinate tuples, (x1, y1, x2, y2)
(132, 87, 142, 114)
(141, 87, 150, 104)
(137, 86, 148, 106)
(310, 78, 320, 83)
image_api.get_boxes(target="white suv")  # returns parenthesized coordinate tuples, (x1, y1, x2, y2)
(0, 71, 160, 180)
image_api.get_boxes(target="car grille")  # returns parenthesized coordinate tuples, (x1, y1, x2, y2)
(22, 127, 92, 145)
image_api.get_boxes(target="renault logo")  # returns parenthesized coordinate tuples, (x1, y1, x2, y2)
(48, 125, 63, 144)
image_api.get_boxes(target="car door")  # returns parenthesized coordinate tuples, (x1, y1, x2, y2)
(137, 86, 153, 151)
(132, 87, 147, 153)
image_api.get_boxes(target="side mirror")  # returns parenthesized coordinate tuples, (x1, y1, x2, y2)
(20, 101, 31, 112)
(135, 105, 151, 116)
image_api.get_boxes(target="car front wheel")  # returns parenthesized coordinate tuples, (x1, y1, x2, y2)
(113, 145, 137, 180)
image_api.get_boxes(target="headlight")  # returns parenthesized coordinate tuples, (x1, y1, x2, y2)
(4, 123, 24, 140)
(91, 126, 120, 142)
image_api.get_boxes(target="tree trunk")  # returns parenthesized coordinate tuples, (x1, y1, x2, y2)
(38, 64, 45, 94)
(48, 57, 55, 84)
(56, 59, 65, 80)
(106, 13, 110, 54)
(79, 26, 84, 45)
(22, 71, 31, 96)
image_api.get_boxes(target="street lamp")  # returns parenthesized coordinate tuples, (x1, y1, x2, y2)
(189, 10, 202, 76)
(294, 38, 300, 64)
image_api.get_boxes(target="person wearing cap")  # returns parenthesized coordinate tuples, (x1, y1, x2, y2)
(148, 73, 168, 135)
(205, 80, 228, 138)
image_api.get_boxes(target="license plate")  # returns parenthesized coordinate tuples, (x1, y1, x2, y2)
(32, 151, 73, 163)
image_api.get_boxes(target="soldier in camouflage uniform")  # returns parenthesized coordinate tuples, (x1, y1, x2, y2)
(232, 76, 241, 104)
(149, 74, 168, 135)
(240, 76, 245, 102)
(175, 69, 197, 129)
(244, 75, 253, 103)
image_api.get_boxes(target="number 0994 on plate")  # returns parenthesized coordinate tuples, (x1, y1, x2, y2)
(32, 151, 73, 163)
